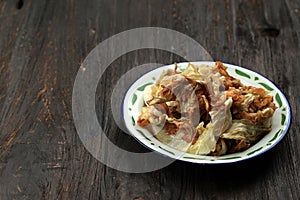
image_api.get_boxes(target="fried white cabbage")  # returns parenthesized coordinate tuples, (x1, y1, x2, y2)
(137, 62, 277, 155)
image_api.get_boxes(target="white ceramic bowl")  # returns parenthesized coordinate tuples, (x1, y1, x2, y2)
(123, 62, 291, 163)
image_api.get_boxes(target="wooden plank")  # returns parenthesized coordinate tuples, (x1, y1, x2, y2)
(0, 0, 299, 199)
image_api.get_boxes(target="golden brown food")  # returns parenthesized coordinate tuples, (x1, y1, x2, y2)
(137, 62, 277, 156)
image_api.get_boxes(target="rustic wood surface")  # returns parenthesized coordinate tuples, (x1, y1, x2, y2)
(0, 0, 299, 199)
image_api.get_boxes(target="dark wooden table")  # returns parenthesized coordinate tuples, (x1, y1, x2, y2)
(0, 0, 299, 199)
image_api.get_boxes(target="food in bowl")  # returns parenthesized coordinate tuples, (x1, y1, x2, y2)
(137, 62, 277, 156)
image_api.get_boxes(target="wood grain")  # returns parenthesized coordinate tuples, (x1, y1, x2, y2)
(0, 0, 299, 199)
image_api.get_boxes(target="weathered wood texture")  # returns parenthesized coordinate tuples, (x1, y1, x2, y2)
(0, 0, 299, 199)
